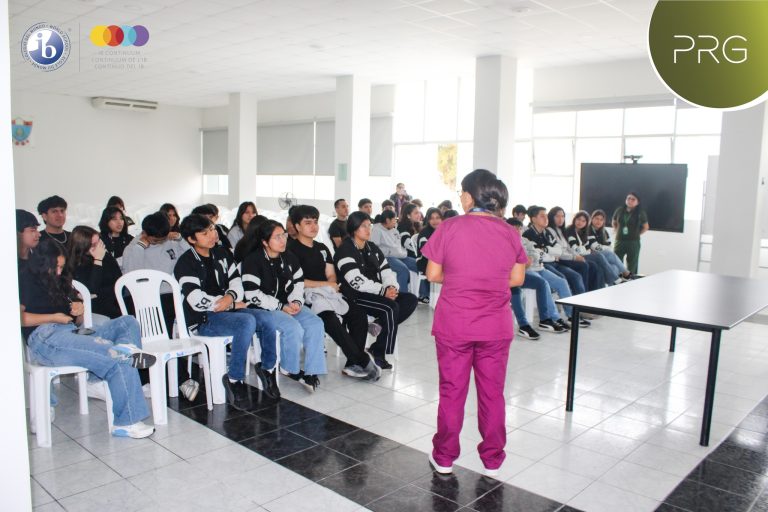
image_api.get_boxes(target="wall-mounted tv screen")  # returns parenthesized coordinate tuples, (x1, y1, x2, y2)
(579, 163, 688, 233)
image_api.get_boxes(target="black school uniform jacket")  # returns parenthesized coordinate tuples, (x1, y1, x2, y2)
(590, 225, 611, 246)
(240, 249, 304, 311)
(173, 246, 243, 331)
(565, 226, 599, 252)
(333, 237, 398, 298)
(522, 225, 562, 263)
(415, 227, 435, 273)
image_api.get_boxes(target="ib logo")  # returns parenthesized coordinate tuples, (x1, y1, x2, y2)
(21, 23, 71, 71)
(90, 25, 149, 47)
(649, 1, 768, 110)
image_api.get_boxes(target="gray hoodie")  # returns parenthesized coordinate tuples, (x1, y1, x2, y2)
(370, 223, 407, 258)
(122, 236, 190, 293)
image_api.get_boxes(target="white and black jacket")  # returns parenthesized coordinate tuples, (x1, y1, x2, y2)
(565, 226, 599, 255)
(590, 225, 612, 248)
(522, 225, 562, 263)
(333, 237, 399, 298)
(173, 246, 243, 331)
(546, 226, 576, 260)
(240, 249, 304, 311)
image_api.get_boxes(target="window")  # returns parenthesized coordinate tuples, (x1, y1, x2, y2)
(201, 129, 228, 196)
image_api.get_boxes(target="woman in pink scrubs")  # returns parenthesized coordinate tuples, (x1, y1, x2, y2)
(422, 169, 527, 477)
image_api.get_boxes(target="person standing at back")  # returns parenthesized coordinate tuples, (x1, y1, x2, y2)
(612, 192, 649, 275)
(422, 169, 527, 477)
(389, 183, 412, 216)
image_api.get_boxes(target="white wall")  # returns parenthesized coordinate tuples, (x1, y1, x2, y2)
(1, 1, 32, 509)
(12, 92, 203, 213)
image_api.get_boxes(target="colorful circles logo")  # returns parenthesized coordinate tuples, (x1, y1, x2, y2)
(21, 22, 71, 71)
(90, 25, 149, 47)
(649, 1, 768, 110)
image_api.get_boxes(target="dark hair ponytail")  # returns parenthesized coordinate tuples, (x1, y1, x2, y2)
(460, 169, 508, 212)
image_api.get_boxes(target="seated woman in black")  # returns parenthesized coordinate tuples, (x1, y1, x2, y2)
(20, 240, 154, 438)
(99, 206, 134, 264)
(106, 195, 135, 227)
(416, 207, 442, 275)
(333, 212, 418, 370)
(69, 226, 123, 320)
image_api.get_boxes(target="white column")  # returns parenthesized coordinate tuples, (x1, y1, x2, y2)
(0, 1, 33, 509)
(710, 104, 768, 277)
(228, 93, 258, 207)
(334, 76, 370, 203)
(473, 55, 518, 185)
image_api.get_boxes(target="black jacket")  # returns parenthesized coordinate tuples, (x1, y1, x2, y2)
(240, 249, 304, 310)
(333, 237, 398, 298)
(173, 246, 243, 330)
(100, 232, 134, 260)
(72, 254, 123, 319)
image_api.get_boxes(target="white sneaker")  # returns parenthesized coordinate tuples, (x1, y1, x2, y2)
(111, 421, 154, 439)
(179, 379, 200, 401)
(86, 380, 107, 401)
(483, 467, 500, 478)
(428, 453, 453, 474)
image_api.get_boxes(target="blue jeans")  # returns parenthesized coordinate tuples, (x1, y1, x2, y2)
(536, 268, 573, 317)
(264, 307, 327, 376)
(237, 308, 279, 372)
(388, 256, 429, 297)
(600, 250, 628, 276)
(586, 252, 619, 286)
(196, 309, 276, 380)
(510, 271, 561, 327)
(547, 262, 585, 295)
(27, 316, 149, 426)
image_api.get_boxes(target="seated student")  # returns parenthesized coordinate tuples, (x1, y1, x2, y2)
(20, 240, 156, 438)
(106, 195, 135, 227)
(590, 209, 632, 280)
(416, 207, 442, 275)
(437, 200, 452, 215)
(358, 198, 373, 216)
(398, 203, 422, 256)
(374, 199, 396, 224)
(99, 206, 134, 266)
(287, 205, 380, 381)
(442, 209, 459, 219)
(523, 206, 590, 328)
(334, 212, 418, 370)
(329, 198, 350, 249)
(285, 205, 298, 240)
(228, 201, 258, 248)
(565, 211, 622, 286)
(68, 226, 123, 321)
(206, 203, 229, 237)
(122, 212, 195, 397)
(241, 220, 327, 392)
(37, 195, 71, 248)
(174, 214, 280, 405)
(547, 207, 605, 291)
(507, 218, 568, 335)
(411, 199, 425, 224)
(17, 209, 41, 276)
(159, 203, 181, 234)
(370, 210, 417, 294)
(233, 214, 268, 263)
(191, 204, 232, 251)
(511, 204, 527, 223)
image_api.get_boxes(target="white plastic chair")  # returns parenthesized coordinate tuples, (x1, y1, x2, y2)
(115, 270, 213, 424)
(429, 282, 441, 309)
(522, 288, 537, 322)
(26, 280, 113, 447)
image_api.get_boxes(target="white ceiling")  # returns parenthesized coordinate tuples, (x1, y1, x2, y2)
(8, 0, 655, 108)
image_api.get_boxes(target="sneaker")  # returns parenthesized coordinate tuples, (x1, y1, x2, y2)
(556, 319, 571, 331)
(108, 344, 157, 369)
(367, 349, 393, 371)
(342, 365, 369, 378)
(418, 296, 430, 305)
(254, 363, 281, 400)
(363, 357, 382, 381)
(568, 317, 591, 328)
(538, 319, 565, 333)
(111, 420, 154, 439)
(300, 374, 320, 392)
(221, 374, 252, 411)
(86, 380, 106, 401)
(179, 378, 200, 402)
(279, 366, 303, 381)
(367, 321, 382, 338)
(428, 453, 453, 474)
(483, 467, 500, 478)
(517, 325, 541, 340)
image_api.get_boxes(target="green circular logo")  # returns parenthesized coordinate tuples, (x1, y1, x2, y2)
(649, 0, 768, 110)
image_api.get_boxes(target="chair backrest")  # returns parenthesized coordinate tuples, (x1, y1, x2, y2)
(114, 269, 191, 342)
(71, 280, 94, 329)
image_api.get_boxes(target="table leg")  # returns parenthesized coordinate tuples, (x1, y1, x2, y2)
(669, 327, 677, 352)
(700, 329, 722, 446)
(566, 307, 580, 411)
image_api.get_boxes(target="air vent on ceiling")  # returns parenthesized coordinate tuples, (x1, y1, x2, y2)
(91, 97, 159, 111)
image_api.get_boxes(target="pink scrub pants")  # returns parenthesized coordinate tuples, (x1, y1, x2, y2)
(432, 336, 512, 470)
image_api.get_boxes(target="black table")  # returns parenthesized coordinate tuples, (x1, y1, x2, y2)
(556, 269, 768, 446)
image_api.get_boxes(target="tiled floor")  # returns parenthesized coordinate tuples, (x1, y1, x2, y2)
(27, 306, 768, 511)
